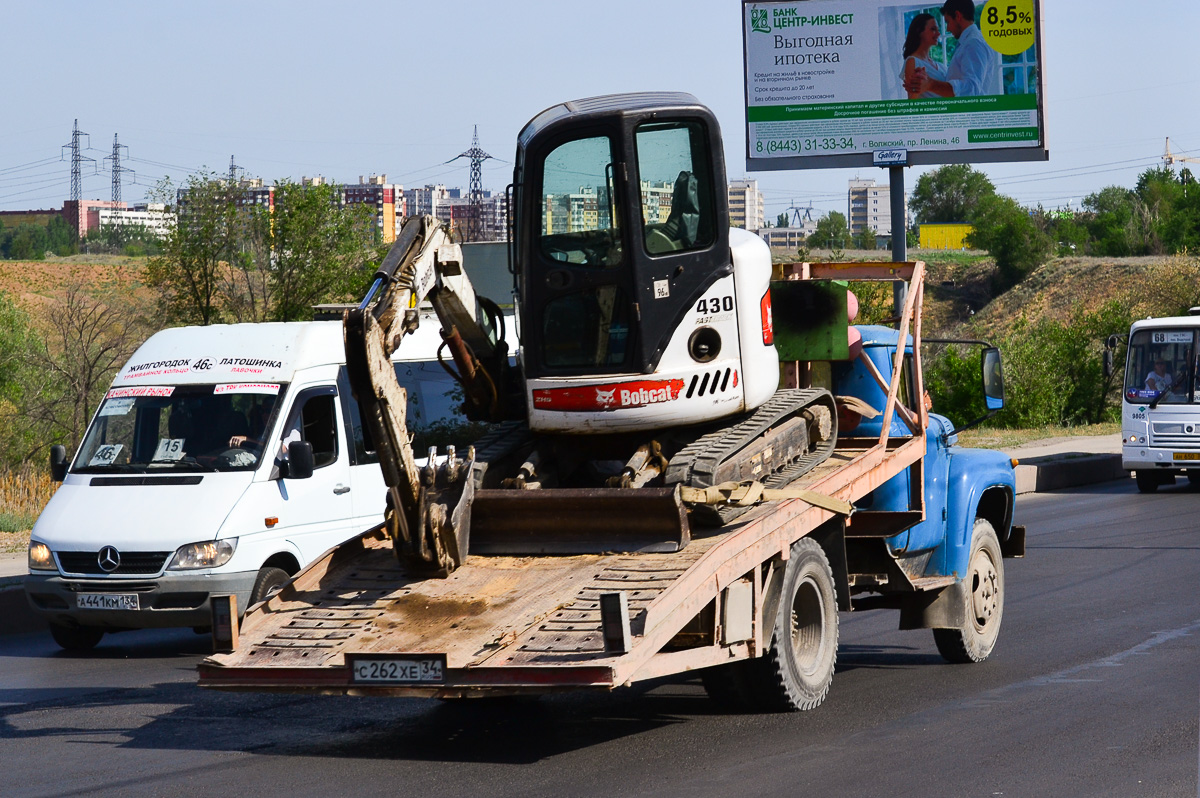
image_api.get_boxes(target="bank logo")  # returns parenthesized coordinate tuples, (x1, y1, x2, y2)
(751, 6, 770, 33)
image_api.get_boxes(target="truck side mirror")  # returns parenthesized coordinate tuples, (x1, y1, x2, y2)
(283, 440, 315, 480)
(982, 347, 1004, 412)
(50, 445, 68, 482)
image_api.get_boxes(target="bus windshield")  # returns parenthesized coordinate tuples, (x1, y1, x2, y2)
(74, 384, 285, 474)
(1124, 329, 1198, 405)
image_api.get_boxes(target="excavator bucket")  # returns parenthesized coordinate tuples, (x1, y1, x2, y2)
(467, 487, 691, 555)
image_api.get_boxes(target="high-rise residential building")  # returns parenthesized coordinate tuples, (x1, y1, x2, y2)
(435, 190, 507, 241)
(405, 184, 452, 219)
(847, 179, 905, 239)
(338, 175, 405, 243)
(728, 179, 765, 231)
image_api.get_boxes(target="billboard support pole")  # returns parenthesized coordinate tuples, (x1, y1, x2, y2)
(890, 164, 908, 312)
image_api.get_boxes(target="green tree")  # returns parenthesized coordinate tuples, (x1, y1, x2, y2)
(776, 212, 789, 228)
(808, 211, 849, 249)
(145, 172, 242, 325)
(854, 226, 877, 250)
(249, 180, 375, 321)
(1083, 185, 1141, 256)
(46, 215, 77, 257)
(6, 224, 47, 260)
(910, 164, 996, 224)
(967, 194, 1051, 290)
(1162, 169, 1200, 253)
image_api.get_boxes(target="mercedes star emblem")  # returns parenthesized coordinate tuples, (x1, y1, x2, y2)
(97, 546, 121, 573)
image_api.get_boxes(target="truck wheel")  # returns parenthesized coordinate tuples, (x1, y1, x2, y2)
(743, 537, 839, 712)
(249, 566, 290, 607)
(1135, 470, 1160, 493)
(934, 518, 1003, 664)
(49, 623, 104, 651)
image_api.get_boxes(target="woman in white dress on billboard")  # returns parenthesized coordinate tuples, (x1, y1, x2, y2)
(901, 13, 947, 99)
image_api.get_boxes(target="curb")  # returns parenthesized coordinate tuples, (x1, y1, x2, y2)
(1013, 453, 1127, 495)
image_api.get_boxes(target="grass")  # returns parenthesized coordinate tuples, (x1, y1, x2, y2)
(0, 466, 58, 553)
(956, 422, 1120, 450)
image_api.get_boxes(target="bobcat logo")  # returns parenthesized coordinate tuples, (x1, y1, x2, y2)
(595, 388, 616, 406)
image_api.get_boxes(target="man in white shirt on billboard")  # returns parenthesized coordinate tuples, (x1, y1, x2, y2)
(904, 0, 1002, 98)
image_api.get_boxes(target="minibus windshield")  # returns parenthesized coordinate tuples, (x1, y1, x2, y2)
(74, 383, 286, 473)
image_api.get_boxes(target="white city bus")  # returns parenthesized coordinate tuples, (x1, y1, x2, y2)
(1120, 313, 1200, 492)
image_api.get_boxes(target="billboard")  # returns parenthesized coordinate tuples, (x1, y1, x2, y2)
(743, 0, 1047, 171)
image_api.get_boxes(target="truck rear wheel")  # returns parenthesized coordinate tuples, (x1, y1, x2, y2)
(738, 537, 838, 712)
(49, 622, 104, 651)
(934, 518, 1003, 663)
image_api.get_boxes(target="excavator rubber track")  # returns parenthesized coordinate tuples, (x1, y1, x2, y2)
(666, 387, 838, 525)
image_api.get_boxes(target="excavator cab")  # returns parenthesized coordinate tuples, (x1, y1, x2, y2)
(511, 93, 731, 381)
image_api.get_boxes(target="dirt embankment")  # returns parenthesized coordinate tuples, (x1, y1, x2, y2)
(0, 255, 150, 317)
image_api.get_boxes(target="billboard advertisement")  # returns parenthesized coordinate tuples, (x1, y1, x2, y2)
(743, 0, 1047, 170)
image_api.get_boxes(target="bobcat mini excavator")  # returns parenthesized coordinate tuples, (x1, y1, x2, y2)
(344, 93, 837, 575)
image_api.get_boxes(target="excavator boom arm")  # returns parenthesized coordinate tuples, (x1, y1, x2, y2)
(343, 215, 504, 574)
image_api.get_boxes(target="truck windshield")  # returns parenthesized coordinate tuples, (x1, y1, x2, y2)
(1124, 329, 1198, 405)
(74, 384, 286, 473)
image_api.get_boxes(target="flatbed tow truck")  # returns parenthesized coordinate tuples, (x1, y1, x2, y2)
(199, 255, 1024, 710)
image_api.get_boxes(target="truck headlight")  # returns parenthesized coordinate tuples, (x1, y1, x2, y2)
(168, 538, 238, 570)
(28, 541, 56, 571)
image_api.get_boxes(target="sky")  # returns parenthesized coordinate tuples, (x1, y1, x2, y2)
(4, 0, 1199, 225)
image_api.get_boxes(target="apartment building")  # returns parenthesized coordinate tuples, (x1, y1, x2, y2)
(728, 179, 765, 231)
(847, 178, 905, 238)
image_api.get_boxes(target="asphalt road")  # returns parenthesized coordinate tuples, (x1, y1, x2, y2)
(2, 478, 1198, 798)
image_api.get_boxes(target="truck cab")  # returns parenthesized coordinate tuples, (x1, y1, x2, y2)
(833, 325, 1021, 659)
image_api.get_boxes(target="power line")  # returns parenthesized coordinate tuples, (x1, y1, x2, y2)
(61, 120, 95, 232)
(446, 126, 494, 242)
(104, 134, 135, 206)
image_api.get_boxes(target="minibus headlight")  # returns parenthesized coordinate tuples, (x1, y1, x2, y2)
(28, 541, 56, 571)
(168, 538, 238, 570)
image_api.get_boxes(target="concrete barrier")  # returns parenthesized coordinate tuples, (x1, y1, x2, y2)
(1013, 453, 1128, 495)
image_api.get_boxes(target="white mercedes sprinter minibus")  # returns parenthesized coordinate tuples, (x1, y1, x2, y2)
(24, 314, 482, 649)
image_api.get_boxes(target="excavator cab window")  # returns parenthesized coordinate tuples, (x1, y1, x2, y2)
(542, 286, 633, 368)
(634, 121, 715, 256)
(539, 135, 622, 268)
(533, 132, 635, 372)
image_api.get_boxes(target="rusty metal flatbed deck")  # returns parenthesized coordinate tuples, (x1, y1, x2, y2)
(199, 435, 925, 696)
